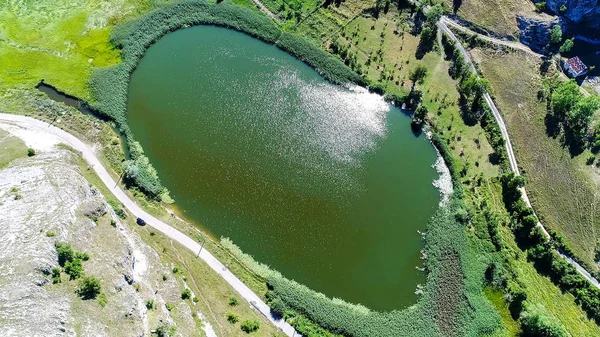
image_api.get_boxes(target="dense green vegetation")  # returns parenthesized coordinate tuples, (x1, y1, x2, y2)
(500, 173, 600, 324)
(542, 78, 600, 154)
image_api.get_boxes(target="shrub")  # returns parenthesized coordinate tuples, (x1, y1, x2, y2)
(108, 200, 127, 219)
(146, 299, 154, 310)
(77, 276, 102, 299)
(27, 148, 35, 157)
(98, 293, 108, 308)
(181, 289, 191, 300)
(46, 231, 57, 237)
(240, 320, 260, 333)
(64, 259, 84, 280)
(559, 5, 567, 13)
(165, 302, 175, 311)
(228, 296, 239, 306)
(155, 325, 176, 337)
(75, 252, 90, 261)
(549, 25, 562, 45)
(55, 242, 74, 267)
(227, 312, 239, 324)
(535, 1, 546, 12)
(559, 38, 574, 53)
(587, 155, 595, 165)
(51, 267, 62, 284)
(269, 297, 289, 317)
(519, 304, 567, 337)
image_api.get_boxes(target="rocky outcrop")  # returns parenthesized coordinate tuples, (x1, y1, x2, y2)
(516, 14, 564, 52)
(544, 0, 600, 31)
(0, 124, 199, 336)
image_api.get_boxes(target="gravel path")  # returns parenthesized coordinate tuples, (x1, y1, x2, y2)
(0, 113, 298, 336)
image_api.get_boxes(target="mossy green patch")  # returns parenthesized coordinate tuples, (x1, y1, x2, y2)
(0, 129, 28, 170)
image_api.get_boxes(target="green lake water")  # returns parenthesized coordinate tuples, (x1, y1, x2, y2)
(127, 25, 440, 311)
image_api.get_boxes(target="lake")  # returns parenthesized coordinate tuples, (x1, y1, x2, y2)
(127, 25, 440, 311)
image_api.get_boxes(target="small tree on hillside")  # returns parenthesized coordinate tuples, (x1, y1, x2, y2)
(409, 64, 428, 85)
(77, 276, 101, 300)
(413, 105, 428, 124)
(425, 4, 443, 28)
(549, 25, 562, 45)
(56, 242, 74, 267)
(240, 320, 260, 333)
(559, 38, 574, 53)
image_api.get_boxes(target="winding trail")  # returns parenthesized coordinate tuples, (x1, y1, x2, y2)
(0, 113, 298, 337)
(437, 19, 600, 289)
(440, 17, 542, 58)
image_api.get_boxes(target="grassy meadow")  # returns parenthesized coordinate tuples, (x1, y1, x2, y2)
(471, 47, 600, 273)
(0, 128, 28, 169)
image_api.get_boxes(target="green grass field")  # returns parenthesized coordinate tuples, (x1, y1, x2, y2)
(0, 128, 27, 169)
(0, 0, 161, 99)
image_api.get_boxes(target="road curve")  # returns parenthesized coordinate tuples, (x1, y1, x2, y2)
(437, 20, 600, 289)
(0, 113, 298, 337)
(440, 17, 542, 58)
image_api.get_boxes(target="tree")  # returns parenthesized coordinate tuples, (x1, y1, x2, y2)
(155, 325, 176, 337)
(181, 289, 191, 300)
(409, 64, 428, 85)
(551, 80, 581, 117)
(559, 38, 574, 53)
(549, 25, 562, 45)
(77, 276, 101, 299)
(240, 320, 260, 333)
(420, 26, 435, 43)
(27, 148, 36, 157)
(227, 312, 239, 324)
(413, 105, 428, 124)
(56, 242, 74, 267)
(425, 4, 443, 28)
(520, 304, 568, 337)
(568, 96, 600, 141)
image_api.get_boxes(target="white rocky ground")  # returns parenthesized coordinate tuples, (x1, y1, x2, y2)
(0, 123, 199, 336)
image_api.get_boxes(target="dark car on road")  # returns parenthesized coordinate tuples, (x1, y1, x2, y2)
(136, 217, 146, 226)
